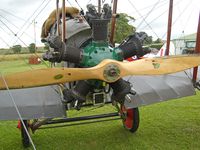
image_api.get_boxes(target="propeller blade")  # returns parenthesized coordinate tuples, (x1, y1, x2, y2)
(0, 55, 200, 90)
(0, 67, 101, 90)
(120, 55, 200, 76)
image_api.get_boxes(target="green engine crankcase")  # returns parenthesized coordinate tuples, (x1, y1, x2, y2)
(80, 41, 123, 67)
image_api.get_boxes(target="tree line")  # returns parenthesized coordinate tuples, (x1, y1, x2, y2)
(11, 43, 49, 54)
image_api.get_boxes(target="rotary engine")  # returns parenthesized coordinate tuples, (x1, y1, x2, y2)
(42, 4, 148, 109)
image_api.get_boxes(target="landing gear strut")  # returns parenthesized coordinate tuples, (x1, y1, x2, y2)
(17, 120, 30, 147)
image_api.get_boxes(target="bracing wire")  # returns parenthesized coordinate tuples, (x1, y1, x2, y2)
(139, 8, 168, 30)
(0, 26, 14, 60)
(0, 73, 37, 150)
(0, 14, 35, 41)
(0, 19, 49, 68)
(74, 0, 84, 10)
(172, 0, 194, 56)
(12, 0, 52, 46)
(0, 34, 15, 61)
(127, 0, 160, 39)
(0, 24, 12, 39)
(0, 9, 42, 30)
(136, 0, 160, 29)
(0, 36, 10, 48)
(1, 6, 53, 145)
(0, 9, 26, 22)
(0, 15, 21, 30)
(172, 0, 193, 29)
(139, 0, 182, 31)
(130, 0, 168, 15)
(33, 0, 53, 20)
(0, 1, 52, 67)
(67, 0, 74, 7)
(87, 0, 92, 5)
(0, 25, 31, 63)
(183, 5, 195, 32)
(135, 0, 168, 22)
(12, 0, 48, 39)
(161, 0, 193, 39)
(134, 0, 187, 41)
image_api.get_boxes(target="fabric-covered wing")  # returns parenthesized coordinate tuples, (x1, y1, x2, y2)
(0, 85, 66, 120)
(0, 71, 196, 120)
(124, 71, 195, 109)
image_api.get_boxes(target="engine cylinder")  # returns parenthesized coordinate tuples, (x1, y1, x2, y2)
(91, 19, 110, 41)
(62, 46, 82, 63)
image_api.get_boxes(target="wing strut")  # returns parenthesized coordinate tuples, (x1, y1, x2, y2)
(193, 12, 200, 82)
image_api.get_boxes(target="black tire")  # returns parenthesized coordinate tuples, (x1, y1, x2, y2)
(20, 120, 30, 147)
(121, 106, 139, 133)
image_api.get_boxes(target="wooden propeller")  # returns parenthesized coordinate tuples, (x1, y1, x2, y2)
(0, 55, 200, 90)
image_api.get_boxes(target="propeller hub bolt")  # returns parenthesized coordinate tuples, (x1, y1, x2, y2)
(109, 69, 117, 76)
(103, 64, 120, 82)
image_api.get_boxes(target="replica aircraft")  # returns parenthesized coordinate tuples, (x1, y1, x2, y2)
(0, 1, 200, 148)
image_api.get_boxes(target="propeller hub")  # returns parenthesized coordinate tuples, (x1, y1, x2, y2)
(103, 64, 120, 82)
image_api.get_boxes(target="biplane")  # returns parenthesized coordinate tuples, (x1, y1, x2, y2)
(0, 0, 200, 148)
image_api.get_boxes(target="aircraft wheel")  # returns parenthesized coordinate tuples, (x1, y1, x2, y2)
(19, 120, 30, 147)
(121, 105, 139, 133)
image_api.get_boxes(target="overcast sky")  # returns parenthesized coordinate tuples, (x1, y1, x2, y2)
(0, 0, 199, 48)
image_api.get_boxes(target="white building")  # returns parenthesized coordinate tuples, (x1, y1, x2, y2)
(172, 33, 196, 54)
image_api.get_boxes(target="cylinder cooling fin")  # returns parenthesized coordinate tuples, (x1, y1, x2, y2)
(91, 19, 110, 41)
(118, 33, 148, 59)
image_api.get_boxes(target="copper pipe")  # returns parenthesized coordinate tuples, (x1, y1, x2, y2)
(192, 12, 200, 82)
(56, 0, 60, 36)
(62, 0, 66, 42)
(109, 0, 118, 46)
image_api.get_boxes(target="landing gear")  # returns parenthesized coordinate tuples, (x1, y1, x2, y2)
(121, 105, 139, 133)
(17, 120, 30, 147)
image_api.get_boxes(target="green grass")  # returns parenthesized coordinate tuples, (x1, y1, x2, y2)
(0, 53, 43, 62)
(0, 93, 200, 150)
(0, 59, 50, 74)
(0, 59, 200, 149)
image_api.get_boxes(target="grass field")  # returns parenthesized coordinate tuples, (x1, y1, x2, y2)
(0, 59, 200, 149)
(0, 53, 43, 62)
(0, 93, 200, 150)
(0, 59, 50, 74)
(0, 47, 46, 55)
